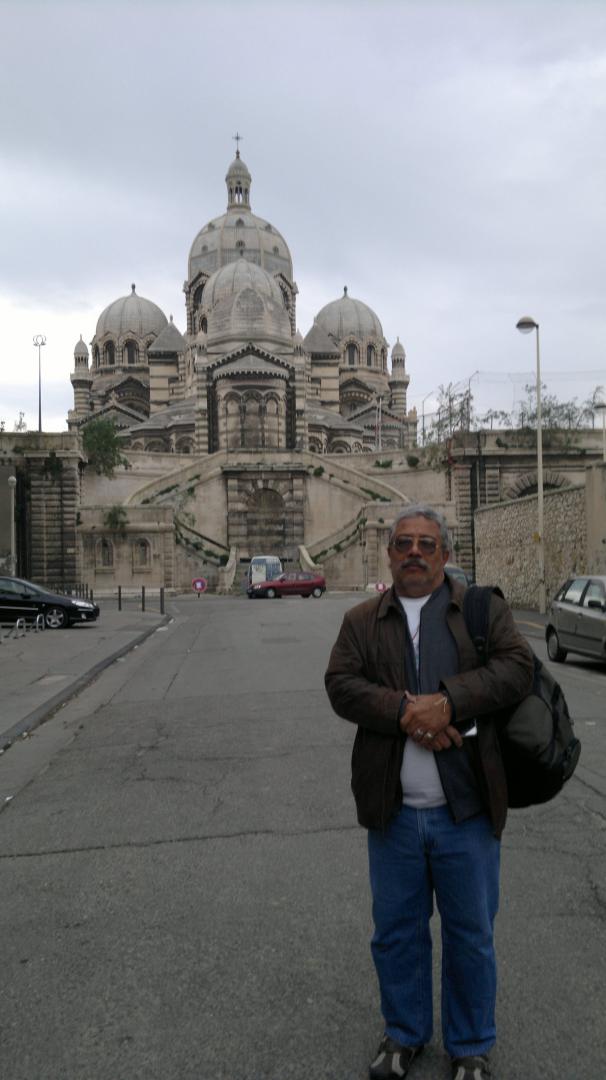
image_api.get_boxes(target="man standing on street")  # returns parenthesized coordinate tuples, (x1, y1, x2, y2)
(325, 505, 533, 1080)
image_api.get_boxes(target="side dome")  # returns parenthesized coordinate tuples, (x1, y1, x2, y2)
(96, 284, 168, 339)
(315, 286, 384, 342)
(203, 258, 292, 349)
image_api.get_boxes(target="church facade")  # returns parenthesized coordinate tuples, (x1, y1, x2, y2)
(68, 150, 417, 458)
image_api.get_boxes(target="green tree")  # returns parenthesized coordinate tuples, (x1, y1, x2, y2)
(82, 419, 129, 477)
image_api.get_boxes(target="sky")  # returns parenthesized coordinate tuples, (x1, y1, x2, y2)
(1, 0, 605, 433)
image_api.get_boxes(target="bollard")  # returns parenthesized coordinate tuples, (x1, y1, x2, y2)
(142, 585, 146, 612)
(90, 589, 94, 605)
(160, 587, 165, 615)
(118, 585, 122, 612)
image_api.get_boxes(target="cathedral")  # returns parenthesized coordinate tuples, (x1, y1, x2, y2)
(68, 148, 417, 455)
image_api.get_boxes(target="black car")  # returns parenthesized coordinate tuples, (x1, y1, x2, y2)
(0, 576, 99, 629)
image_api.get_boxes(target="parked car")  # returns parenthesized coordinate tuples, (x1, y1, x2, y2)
(445, 563, 471, 587)
(0, 576, 100, 629)
(545, 575, 606, 663)
(248, 570, 326, 599)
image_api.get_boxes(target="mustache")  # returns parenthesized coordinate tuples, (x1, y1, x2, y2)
(401, 557, 429, 570)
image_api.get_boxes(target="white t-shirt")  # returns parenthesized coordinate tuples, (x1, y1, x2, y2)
(398, 594, 447, 808)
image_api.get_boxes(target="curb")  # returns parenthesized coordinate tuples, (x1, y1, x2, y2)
(1, 614, 171, 753)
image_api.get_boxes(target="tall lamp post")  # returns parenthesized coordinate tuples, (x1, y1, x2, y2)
(516, 315, 545, 613)
(595, 401, 606, 462)
(33, 334, 46, 433)
(8, 475, 17, 576)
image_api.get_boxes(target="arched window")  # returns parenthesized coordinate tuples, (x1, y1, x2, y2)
(381, 348, 386, 370)
(104, 341, 115, 366)
(133, 538, 150, 568)
(194, 285, 204, 308)
(201, 316, 208, 333)
(93, 345, 100, 367)
(367, 344, 375, 367)
(125, 340, 138, 365)
(347, 343, 358, 366)
(235, 240, 245, 250)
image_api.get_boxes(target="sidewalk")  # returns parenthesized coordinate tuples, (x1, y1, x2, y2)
(1, 603, 170, 751)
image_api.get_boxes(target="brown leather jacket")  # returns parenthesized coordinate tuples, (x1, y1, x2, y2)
(324, 578, 534, 837)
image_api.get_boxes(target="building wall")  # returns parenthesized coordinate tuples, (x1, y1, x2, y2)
(474, 486, 587, 607)
(584, 462, 606, 574)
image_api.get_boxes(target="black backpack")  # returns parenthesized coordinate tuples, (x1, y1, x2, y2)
(463, 585, 581, 808)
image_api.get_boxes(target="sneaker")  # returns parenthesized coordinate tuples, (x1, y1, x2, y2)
(451, 1055, 491, 1080)
(369, 1036, 424, 1079)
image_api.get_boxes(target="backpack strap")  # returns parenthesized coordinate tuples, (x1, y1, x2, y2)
(462, 584, 504, 663)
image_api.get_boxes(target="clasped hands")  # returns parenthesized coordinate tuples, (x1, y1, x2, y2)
(399, 690, 463, 751)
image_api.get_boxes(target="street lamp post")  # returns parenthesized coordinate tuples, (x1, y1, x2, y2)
(595, 401, 606, 462)
(33, 334, 46, 433)
(516, 316, 545, 613)
(421, 390, 435, 446)
(8, 475, 17, 576)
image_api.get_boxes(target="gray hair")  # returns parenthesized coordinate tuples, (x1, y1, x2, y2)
(388, 504, 452, 555)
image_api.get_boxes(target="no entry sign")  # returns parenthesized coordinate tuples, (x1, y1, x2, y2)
(192, 577, 208, 595)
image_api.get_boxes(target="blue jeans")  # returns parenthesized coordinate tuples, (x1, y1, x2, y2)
(367, 804, 500, 1058)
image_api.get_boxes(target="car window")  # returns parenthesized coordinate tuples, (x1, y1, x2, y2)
(562, 579, 587, 605)
(0, 579, 21, 595)
(553, 581, 570, 602)
(582, 581, 606, 607)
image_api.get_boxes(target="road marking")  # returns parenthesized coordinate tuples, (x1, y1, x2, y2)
(516, 619, 544, 630)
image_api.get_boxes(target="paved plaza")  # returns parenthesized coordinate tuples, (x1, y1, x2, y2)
(0, 593, 604, 1079)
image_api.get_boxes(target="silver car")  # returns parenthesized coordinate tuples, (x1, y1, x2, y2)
(545, 575, 606, 663)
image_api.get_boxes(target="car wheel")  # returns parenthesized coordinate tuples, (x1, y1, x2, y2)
(44, 605, 69, 629)
(312, 587, 323, 598)
(266, 588, 276, 599)
(546, 627, 567, 663)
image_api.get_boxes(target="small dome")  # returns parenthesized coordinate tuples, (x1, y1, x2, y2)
(203, 259, 291, 348)
(315, 286, 384, 342)
(96, 284, 168, 339)
(74, 335, 89, 358)
(391, 337, 405, 360)
(225, 151, 252, 186)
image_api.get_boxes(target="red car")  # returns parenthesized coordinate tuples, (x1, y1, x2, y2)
(248, 571, 326, 599)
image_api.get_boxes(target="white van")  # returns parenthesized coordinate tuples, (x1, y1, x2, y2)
(247, 555, 283, 590)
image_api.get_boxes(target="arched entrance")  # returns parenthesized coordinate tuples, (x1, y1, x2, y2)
(246, 488, 285, 553)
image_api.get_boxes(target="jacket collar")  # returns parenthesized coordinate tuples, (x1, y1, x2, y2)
(378, 574, 467, 618)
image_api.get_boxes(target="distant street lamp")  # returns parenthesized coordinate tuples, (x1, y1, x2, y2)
(595, 401, 606, 462)
(516, 315, 545, 614)
(8, 474, 17, 576)
(421, 389, 436, 446)
(33, 334, 46, 432)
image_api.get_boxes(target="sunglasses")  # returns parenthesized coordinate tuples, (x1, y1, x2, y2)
(390, 536, 439, 555)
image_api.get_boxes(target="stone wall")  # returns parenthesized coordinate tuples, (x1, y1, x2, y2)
(475, 485, 587, 607)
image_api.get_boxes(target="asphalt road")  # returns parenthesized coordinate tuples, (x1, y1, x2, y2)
(0, 594, 604, 1080)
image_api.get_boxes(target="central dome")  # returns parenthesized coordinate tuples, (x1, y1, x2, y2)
(203, 258, 292, 350)
(188, 153, 293, 283)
